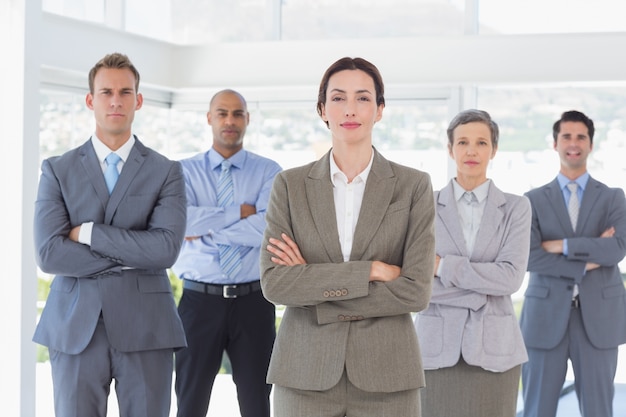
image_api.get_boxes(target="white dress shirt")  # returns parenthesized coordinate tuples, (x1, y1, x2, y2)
(329, 149, 374, 262)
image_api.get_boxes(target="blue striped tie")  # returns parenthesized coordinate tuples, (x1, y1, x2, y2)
(217, 160, 242, 279)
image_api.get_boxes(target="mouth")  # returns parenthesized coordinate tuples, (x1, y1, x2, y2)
(340, 122, 361, 129)
(464, 161, 479, 166)
(566, 150, 581, 157)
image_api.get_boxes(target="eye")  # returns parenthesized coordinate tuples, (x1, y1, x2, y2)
(357, 96, 371, 102)
(331, 96, 344, 102)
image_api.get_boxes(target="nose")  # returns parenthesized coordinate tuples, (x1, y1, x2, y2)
(344, 100, 356, 117)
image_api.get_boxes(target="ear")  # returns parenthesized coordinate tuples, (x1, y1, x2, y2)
(206, 111, 212, 126)
(447, 143, 454, 159)
(491, 145, 498, 159)
(85, 93, 94, 110)
(245, 111, 250, 126)
(320, 104, 328, 123)
(374, 104, 384, 123)
(135, 93, 143, 110)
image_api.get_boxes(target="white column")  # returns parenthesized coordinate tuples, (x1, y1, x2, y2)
(0, 0, 40, 415)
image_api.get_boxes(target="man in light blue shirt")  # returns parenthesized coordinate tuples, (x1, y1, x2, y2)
(173, 89, 282, 417)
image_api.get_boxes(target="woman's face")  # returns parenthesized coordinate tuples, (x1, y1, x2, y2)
(320, 69, 383, 146)
(448, 121, 497, 182)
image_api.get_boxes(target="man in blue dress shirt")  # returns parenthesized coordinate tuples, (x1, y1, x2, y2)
(173, 89, 282, 417)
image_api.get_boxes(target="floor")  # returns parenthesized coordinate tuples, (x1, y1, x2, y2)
(36, 344, 626, 416)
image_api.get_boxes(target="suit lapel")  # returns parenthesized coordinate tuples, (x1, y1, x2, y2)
(543, 178, 573, 234)
(350, 150, 396, 260)
(577, 176, 601, 233)
(436, 181, 468, 256)
(472, 181, 505, 260)
(104, 139, 147, 224)
(305, 152, 343, 263)
(79, 141, 110, 211)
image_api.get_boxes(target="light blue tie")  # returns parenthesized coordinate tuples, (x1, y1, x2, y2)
(104, 153, 122, 194)
(217, 160, 242, 279)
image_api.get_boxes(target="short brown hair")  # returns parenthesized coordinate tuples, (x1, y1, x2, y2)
(88, 52, 140, 94)
(316, 57, 385, 128)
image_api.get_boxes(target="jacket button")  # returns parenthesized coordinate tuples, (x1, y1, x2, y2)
(323, 290, 330, 297)
(341, 289, 348, 296)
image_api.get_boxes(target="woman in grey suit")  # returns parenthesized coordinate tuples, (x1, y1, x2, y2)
(260, 57, 436, 417)
(414, 109, 531, 417)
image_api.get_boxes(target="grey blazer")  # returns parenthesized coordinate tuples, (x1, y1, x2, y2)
(260, 149, 435, 393)
(520, 176, 626, 349)
(415, 180, 530, 372)
(33, 138, 187, 354)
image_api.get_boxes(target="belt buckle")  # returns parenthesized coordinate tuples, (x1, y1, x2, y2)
(223, 285, 238, 299)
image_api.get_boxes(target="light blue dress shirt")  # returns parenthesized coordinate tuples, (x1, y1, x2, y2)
(558, 171, 589, 256)
(172, 148, 282, 285)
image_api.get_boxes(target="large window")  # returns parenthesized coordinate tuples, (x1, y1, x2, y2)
(479, 0, 626, 34)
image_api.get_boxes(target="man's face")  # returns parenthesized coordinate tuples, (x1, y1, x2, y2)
(208, 92, 249, 157)
(86, 68, 142, 144)
(554, 121, 593, 173)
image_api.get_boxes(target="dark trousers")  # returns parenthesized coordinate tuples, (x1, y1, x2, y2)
(175, 287, 275, 417)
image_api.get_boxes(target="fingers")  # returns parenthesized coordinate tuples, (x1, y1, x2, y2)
(600, 226, 615, 238)
(267, 233, 306, 265)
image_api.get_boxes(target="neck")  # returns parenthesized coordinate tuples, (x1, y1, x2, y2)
(455, 174, 487, 191)
(332, 144, 373, 183)
(97, 132, 130, 152)
(560, 167, 587, 181)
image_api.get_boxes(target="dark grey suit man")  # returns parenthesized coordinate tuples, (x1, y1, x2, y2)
(521, 110, 626, 417)
(33, 53, 187, 417)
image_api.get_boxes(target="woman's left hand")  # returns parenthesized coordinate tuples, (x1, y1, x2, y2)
(267, 233, 307, 266)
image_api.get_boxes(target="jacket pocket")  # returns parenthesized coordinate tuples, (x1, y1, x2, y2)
(483, 314, 516, 356)
(524, 284, 549, 299)
(602, 283, 626, 299)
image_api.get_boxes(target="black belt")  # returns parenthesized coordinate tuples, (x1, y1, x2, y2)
(183, 279, 261, 298)
(572, 294, 580, 308)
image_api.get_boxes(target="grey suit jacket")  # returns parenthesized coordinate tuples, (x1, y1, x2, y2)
(520, 176, 626, 349)
(260, 149, 435, 393)
(415, 180, 530, 372)
(33, 138, 187, 354)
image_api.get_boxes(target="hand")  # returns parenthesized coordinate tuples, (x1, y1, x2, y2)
(267, 233, 307, 266)
(434, 255, 441, 277)
(68, 225, 81, 242)
(541, 239, 564, 254)
(600, 226, 615, 238)
(585, 262, 600, 271)
(369, 260, 401, 282)
(240, 204, 256, 219)
(185, 236, 200, 241)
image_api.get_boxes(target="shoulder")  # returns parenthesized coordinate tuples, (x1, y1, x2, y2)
(242, 150, 283, 174)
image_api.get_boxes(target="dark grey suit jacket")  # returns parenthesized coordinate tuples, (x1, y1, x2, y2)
(260, 149, 435, 393)
(33, 138, 187, 354)
(520, 176, 626, 350)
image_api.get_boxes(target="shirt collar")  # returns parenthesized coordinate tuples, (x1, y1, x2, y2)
(557, 172, 589, 192)
(330, 148, 374, 186)
(452, 178, 491, 203)
(91, 134, 135, 164)
(209, 147, 246, 171)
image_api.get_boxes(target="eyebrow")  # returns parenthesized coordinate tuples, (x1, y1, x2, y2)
(330, 88, 373, 95)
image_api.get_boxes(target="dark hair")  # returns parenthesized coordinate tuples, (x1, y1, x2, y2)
(88, 52, 140, 94)
(552, 110, 595, 144)
(316, 57, 385, 128)
(446, 109, 499, 148)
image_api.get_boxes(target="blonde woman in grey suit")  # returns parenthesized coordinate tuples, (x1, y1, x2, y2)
(414, 109, 531, 417)
(260, 57, 436, 417)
